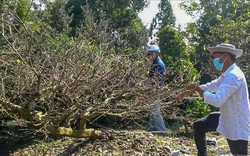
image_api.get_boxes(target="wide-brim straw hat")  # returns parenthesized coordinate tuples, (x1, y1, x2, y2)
(207, 43, 243, 58)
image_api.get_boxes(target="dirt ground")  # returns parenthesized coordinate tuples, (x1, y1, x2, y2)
(0, 128, 238, 156)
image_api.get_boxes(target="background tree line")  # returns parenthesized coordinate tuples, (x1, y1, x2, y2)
(0, 0, 249, 139)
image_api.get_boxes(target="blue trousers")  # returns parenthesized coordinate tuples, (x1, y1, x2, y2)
(149, 105, 167, 132)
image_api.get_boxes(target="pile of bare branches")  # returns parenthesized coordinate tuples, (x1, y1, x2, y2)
(0, 6, 191, 139)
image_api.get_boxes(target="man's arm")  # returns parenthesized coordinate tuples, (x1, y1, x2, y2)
(175, 84, 205, 101)
(185, 84, 205, 97)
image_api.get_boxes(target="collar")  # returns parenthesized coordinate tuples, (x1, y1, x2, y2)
(222, 63, 236, 76)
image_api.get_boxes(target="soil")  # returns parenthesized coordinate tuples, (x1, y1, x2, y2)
(0, 128, 234, 156)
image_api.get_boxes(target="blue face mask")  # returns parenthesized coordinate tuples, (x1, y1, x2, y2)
(213, 55, 227, 71)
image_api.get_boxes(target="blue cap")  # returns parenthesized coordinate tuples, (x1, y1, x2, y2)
(148, 45, 160, 53)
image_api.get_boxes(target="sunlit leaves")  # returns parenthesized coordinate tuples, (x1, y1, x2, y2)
(216, 15, 222, 21)
(179, 1, 200, 17)
(158, 25, 199, 85)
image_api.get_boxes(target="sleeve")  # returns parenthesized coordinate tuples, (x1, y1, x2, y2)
(203, 75, 242, 107)
(199, 76, 223, 93)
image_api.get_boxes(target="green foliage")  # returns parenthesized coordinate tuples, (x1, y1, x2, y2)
(156, 0, 176, 27)
(65, 0, 86, 34)
(158, 25, 199, 84)
(16, 0, 31, 21)
(179, 1, 199, 17)
(65, 0, 148, 37)
(158, 25, 187, 59)
(42, 0, 72, 33)
(182, 22, 199, 62)
(122, 16, 148, 49)
(180, 0, 250, 85)
(185, 99, 212, 118)
(1, 0, 31, 31)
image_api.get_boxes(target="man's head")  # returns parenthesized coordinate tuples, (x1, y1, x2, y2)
(147, 45, 160, 62)
(207, 43, 243, 71)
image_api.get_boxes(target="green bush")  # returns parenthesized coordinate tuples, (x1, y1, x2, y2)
(185, 98, 212, 118)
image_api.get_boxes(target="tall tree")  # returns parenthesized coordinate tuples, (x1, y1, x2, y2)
(181, 0, 250, 84)
(43, 0, 72, 33)
(64, 0, 149, 49)
(156, 0, 176, 28)
(65, 0, 148, 35)
(158, 25, 198, 85)
(149, 0, 176, 36)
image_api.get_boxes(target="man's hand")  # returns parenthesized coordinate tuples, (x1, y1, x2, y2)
(175, 90, 193, 101)
(185, 84, 197, 92)
(174, 84, 198, 101)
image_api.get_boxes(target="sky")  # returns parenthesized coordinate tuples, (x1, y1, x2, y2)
(138, 0, 195, 29)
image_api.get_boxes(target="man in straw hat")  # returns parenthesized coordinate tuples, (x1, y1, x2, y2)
(176, 43, 250, 155)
